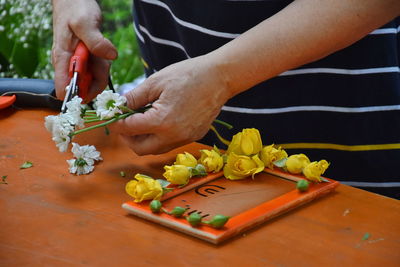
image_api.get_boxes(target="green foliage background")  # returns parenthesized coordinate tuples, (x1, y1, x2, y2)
(0, 0, 144, 87)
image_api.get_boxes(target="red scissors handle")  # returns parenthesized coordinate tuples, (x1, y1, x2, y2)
(68, 41, 92, 100)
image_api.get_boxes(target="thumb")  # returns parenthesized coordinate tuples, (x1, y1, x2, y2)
(123, 78, 161, 110)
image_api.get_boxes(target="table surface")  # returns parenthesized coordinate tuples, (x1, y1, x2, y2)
(1, 108, 399, 267)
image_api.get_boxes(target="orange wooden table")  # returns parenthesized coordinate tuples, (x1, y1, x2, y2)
(1, 109, 399, 266)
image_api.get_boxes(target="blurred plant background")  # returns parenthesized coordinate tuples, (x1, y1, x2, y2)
(0, 0, 144, 88)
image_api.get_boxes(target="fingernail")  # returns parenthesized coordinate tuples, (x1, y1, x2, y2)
(106, 49, 118, 59)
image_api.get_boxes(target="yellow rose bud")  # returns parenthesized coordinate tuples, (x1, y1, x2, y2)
(199, 149, 224, 173)
(125, 174, 163, 203)
(260, 144, 288, 169)
(285, 154, 310, 174)
(174, 152, 197, 168)
(303, 160, 330, 182)
(227, 128, 263, 156)
(163, 164, 191, 185)
(223, 152, 265, 180)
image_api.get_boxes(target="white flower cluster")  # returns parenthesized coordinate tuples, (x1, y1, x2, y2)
(0, 0, 53, 79)
(67, 143, 102, 175)
(44, 90, 128, 175)
(45, 96, 84, 152)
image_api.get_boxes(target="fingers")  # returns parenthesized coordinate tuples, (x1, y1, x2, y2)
(52, 48, 73, 99)
(72, 21, 118, 60)
(120, 134, 187, 156)
(68, 0, 118, 60)
(109, 108, 161, 136)
(51, 0, 117, 99)
(84, 56, 111, 102)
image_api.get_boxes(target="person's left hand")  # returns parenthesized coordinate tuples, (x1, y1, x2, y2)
(110, 55, 232, 155)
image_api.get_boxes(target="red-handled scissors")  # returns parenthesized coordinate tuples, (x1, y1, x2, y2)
(61, 41, 92, 113)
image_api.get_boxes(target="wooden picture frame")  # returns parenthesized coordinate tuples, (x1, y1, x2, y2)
(122, 168, 339, 244)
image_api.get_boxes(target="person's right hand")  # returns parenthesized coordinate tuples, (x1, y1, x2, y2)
(51, 0, 118, 102)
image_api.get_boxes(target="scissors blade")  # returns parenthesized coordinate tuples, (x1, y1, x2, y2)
(60, 72, 78, 113)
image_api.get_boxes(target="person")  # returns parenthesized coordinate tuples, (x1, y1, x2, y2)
(51, 0, 400, 199)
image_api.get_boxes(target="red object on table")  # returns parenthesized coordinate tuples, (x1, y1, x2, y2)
(0, 94, 16, 109)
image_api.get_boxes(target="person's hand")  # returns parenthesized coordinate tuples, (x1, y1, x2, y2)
(51, 0, 118, 102)
(111, 55, 232, 155)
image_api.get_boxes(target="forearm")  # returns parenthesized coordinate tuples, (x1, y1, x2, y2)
(209, 0, 400, 97)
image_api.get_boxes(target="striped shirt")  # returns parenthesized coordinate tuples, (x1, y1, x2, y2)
(133, 0, 400, 199)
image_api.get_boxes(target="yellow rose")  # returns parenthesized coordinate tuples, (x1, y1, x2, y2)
(174, 152, 197, 167)
(285, 154, 310, 174)
(125, 174, 163, 203)
(227, 128, 263, 156)
(223, 152, 265, 180)
(199, 149, 224, 173)
(303, 160, 330, 182)
(163, 164, 191, 185)
(260, 144, 288, 169)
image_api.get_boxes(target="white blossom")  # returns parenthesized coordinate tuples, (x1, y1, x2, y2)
(67, 143, 102, 175)
(95, 90, 127, 119)
(65, 96, 85, 128)
(67, 159, 94, 175)
(44, 113, 75, 152)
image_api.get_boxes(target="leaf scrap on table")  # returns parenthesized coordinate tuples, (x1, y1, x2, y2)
(20, 161, 33, 169)
(1, 175, 8, 184)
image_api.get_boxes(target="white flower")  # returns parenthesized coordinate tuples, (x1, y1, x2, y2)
(52, 114, 75, 152)
(44, 115, 57, 132)
(45, 113, 75, 152)
(71, 142, 102, 164)
(65, 96, 85, 128)
(67, 159, 94, 175)
(67, 143, 102, 175)
(95, 90, 127, 119)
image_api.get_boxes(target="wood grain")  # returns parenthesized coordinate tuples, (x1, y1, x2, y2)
(1, 108, 399, 266)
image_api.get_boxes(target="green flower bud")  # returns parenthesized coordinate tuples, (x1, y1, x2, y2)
(208, 215, 230, 229)
(149, 200, 162, 213)
(187, 212, 202, 227)
(296, 179, 309, 192)
(171, 206, 187, 217)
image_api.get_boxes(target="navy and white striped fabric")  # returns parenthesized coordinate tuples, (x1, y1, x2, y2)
(132, 0, 400, 199)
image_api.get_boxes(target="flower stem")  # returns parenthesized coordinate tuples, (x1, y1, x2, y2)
(213, 119, 233, 130)
(120, 105, 135, 113)
(210, 125, 231, 146)
(83, 115, 99, 118)
(71, 112, 133, 136)
(84, 119, 102, 123)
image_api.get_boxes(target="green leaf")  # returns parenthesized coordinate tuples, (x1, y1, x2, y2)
(190, 164, 207, 177)
(0, 26, 14, 60)
(320, 177, 330, 183)
(362, 232, 370, 241)
(273, 158, 287, 168)
(20, 161, 33, 169)
(156, 179, 170, 188)
(10, 35, 39, 77)
(1, 175, 8, 185)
